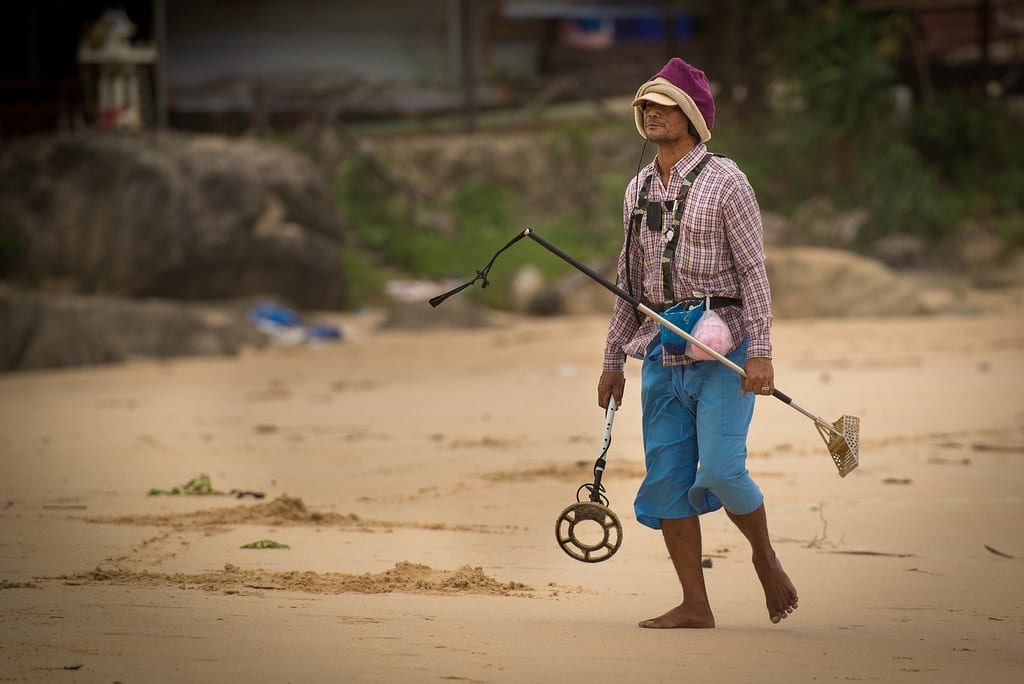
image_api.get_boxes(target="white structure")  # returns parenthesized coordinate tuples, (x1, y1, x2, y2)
(77, 9, 157, 129)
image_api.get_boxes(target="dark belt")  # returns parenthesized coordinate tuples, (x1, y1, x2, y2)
(643, 296, 742, 313)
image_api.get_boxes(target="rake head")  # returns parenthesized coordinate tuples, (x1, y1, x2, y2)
(816, 415, 860, 477)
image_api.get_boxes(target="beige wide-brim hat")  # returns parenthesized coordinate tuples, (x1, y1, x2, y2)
(632, 76, 712, 143)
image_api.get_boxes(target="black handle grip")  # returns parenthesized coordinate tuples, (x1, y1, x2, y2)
(590, 458, 606, 502)
(429, 281, 474, 308)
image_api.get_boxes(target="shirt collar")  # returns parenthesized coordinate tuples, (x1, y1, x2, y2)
(673, 142, 708, 177)
(641, 142, 707, 185)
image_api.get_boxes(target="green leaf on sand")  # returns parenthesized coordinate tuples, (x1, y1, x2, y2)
(241, 539, 290, 549)
(148, 474, 224, 496)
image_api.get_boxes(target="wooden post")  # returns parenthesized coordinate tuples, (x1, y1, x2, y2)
(154, 0, 167, 128)
(459, 0, 476, 132)
(978, 0, 992, 90)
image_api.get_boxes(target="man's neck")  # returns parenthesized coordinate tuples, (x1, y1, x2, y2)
(656, 139, 698, 183)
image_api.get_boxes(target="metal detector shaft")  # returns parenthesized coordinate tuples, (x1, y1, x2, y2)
(590, 396, 617, 502)
(522, 228, 842, 438)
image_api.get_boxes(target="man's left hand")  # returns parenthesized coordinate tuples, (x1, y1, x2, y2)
(742, 356, 774, 396)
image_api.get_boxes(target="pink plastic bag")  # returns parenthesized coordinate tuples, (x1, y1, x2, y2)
(685, 309, 734, 361)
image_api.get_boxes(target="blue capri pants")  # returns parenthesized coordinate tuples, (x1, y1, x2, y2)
(634, 338, 764, 530)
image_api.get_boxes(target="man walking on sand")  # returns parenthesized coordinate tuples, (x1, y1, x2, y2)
(597, 57, 799, 628)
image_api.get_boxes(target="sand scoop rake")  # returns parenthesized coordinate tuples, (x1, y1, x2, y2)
(431, 228, 859, 475)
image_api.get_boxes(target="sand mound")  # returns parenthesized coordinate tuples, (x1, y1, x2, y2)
(86, 495, 511, 534)
(61, 561, 532, 597)
(88, 494, 359, 528)
(482, 461, 647, 483)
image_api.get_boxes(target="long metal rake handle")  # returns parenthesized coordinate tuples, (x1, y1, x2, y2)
(523, 228, 844, 440)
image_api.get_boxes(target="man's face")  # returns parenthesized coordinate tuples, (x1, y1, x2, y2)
(642, 102, 689, 145)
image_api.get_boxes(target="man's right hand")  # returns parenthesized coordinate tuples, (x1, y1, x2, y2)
(598, 370, 625, 409)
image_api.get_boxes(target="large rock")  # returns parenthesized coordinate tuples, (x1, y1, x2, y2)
(378, 298, 493, 331)
(505, 259, 617, 316)
(0, 132, 348, 308)
(766, 246, 936, 317)
(0, 283, 268, 372)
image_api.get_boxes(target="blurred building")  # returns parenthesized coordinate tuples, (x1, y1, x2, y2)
(157, 0, 713, 132)
(0, 0, 1021, 138)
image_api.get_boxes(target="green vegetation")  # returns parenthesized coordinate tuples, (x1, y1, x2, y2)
(743, 4, 1024, 247)
(340, 248, 389, 307)
(148, 473, 222, 496)
(0, 224, 27, 275)
(332, 149, 624, 309)
(240, 539, 290, 549)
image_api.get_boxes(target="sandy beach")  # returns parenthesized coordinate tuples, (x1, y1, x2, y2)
(2, 300, 1023, 683)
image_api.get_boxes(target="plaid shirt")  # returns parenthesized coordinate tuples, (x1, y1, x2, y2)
(603, 143, 772, 371)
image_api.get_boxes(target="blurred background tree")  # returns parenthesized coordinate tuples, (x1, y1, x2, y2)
(714, 0, 1023, 256)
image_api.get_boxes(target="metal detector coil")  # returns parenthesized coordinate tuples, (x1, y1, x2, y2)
(556, 501, 623, 563)
(554, 397, 623, 563)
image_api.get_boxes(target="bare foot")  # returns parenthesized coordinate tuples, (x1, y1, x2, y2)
(638, 601, 716, 629)
(753, 553, 798, 623)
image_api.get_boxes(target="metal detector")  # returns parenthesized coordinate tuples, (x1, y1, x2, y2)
(555, 396, 624, 563)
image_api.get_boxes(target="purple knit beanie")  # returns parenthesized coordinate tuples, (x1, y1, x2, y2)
(632, 57, 716, 142)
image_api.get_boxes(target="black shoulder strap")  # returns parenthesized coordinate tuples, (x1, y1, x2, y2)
(629, 172, 654, 234)
(623, 152, 717, 315)
(658, 153, 714, 306)
(621, 169, 653, 323)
